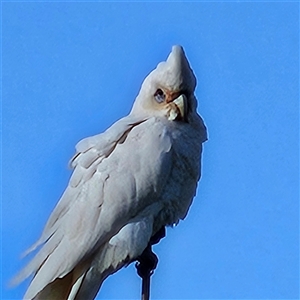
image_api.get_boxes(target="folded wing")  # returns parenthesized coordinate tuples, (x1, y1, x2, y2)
(13, 116, 173, 300)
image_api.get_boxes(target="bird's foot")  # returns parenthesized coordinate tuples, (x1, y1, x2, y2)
(135, 227, 165, 279)
(136, 245, 158, 278)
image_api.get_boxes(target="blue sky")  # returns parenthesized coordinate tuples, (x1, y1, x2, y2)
(2, 2, 299, 300)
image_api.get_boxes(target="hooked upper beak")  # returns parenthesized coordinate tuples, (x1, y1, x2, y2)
(172, 94, 187, 121)
(164, 90, 188, 122)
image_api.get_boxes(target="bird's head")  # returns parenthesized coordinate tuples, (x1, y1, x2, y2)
(131, 45, 198, 122)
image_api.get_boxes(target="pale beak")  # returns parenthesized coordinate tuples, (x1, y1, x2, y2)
(173, 94, 187, 121)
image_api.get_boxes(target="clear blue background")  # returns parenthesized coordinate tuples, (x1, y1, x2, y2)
(2, 2, 299, 299)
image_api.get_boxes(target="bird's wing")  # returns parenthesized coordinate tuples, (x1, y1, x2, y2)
(14, 115, 173, 300)
(21, 116, 144, 257)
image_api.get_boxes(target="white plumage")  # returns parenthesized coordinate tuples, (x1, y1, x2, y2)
(13, 45, 207, 299)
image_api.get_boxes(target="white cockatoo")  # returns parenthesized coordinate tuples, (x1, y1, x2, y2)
(13, 45, 207, 299)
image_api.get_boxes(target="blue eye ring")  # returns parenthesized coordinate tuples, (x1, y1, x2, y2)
(154, 89, 165, 103)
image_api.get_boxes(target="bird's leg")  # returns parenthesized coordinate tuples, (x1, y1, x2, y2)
(135, 227, 166, 300)
(136, 245, 158, 300)
(149, 226, 166, 245)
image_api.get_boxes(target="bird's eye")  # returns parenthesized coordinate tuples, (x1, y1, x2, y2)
(154, 89, 165, 103)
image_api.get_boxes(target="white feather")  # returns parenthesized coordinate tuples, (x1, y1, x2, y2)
(13, 45, 207, 300)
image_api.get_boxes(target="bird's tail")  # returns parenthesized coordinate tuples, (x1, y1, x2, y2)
(26, 244, 136, 300)
(28, 263, 92, 300)
(32, 272, 74, 300)
(23, 215, 156, 299)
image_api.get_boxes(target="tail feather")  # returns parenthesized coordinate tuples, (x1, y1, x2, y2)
(66, 273, 88, 300)
(31, 272, 73, 300)
(18, 216, 155, 299)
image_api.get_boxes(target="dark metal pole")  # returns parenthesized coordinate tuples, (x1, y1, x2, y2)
(136, 227, 166, 300)
(141, 272, 150, 300)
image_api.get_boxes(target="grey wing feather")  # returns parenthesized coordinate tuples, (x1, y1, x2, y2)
(12, 117, 142, 287)
(20, 116, 143, 258)
(13, 116, 173, 300)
